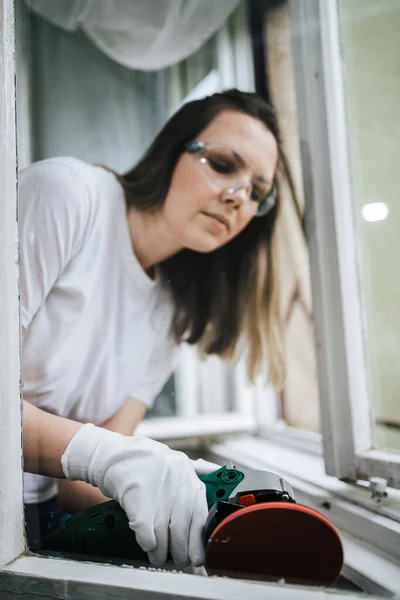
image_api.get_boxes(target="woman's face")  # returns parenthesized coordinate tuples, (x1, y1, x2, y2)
(161, 109, 278, 253)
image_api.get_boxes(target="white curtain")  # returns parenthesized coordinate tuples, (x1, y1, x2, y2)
(24, 11, 218, 171)
(24, 0, 240, 70)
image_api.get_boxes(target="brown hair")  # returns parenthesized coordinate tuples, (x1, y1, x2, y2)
(120, 89, 290, 387)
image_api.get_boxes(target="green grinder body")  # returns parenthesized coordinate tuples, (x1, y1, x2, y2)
(43, 466, 243, 561)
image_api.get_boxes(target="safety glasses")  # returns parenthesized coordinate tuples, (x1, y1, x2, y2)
(184, 141, 277, 217)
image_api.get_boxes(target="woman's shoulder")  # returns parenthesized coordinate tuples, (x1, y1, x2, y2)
(19, 156, 101, 189)
(19, 157, 121, 220)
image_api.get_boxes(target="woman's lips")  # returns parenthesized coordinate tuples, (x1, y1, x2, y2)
(202, 211, 230, 231)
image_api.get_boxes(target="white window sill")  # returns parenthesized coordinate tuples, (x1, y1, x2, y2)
(136, 413, 256, 446)
(0, 554, 386, 600)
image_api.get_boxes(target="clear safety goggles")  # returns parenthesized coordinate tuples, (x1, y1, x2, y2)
(184, 141, 277, 217)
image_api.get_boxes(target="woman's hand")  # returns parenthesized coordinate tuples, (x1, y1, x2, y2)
(61, 424, 209, 567)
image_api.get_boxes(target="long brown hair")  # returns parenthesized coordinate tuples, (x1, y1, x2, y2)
(120, 89, 289, 387)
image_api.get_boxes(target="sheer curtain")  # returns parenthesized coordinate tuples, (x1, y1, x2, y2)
(24, 0, 240, 70)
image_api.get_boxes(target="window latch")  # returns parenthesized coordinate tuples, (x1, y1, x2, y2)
(369, 477, 388, 501)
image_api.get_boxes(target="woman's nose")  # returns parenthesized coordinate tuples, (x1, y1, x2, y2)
(220, 183, 252, 207)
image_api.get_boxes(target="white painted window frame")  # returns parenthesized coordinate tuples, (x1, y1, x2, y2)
(3, 1, 399, 597)
(0, 0, 25, 570)
(289, 0, 400, 488)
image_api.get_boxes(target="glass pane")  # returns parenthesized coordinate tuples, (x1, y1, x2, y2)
(339, 0, 400, 452)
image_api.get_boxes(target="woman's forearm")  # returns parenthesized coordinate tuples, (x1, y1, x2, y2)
(23, 397, 148, 513)
(23, 400, 82, 478)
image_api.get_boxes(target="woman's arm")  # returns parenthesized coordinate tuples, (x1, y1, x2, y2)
(101, 397, 148, 435)
(24, 398, 148, 511)
(56, 397, 148, 513)
(22, 326, 108, 509)
(23, 400, 82, 478)
(24, 402, 210, 567)
(23, 308, 149, 512)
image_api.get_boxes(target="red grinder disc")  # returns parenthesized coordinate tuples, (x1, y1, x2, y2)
(205, 502, 343, 586)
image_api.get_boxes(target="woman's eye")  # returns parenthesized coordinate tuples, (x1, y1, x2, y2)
(251, 187, 264, 203)
(207, 157, 236, 174)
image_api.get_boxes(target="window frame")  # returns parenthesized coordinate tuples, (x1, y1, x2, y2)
(2, 0, 400, 597)
(0, 0, 25, 569)
(288, 0, 400, 488)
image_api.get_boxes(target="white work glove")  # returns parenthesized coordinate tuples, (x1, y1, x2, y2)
(190, 458, 221, 476)
(61, 424, 215, 567)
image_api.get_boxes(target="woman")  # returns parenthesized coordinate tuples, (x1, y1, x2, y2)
(21, 89, 288, 567)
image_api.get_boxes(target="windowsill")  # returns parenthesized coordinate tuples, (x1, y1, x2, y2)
(257, 424, 323, 456)
(0, 554, 386, 600)
(135, 412, 256, 447)
(0, 556, 372, 600)
(206, 434, 400, 597)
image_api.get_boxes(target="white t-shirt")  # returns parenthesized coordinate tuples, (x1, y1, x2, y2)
(20, 157, 177, 504)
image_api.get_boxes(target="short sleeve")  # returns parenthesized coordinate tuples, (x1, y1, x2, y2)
(129, 338, 178, 408)
(19, 159, 91, 329)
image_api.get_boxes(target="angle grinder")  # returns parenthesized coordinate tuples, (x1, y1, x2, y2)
(44, 463, 343, 586)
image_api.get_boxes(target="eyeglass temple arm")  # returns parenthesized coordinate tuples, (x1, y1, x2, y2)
(184, 141, 205, 153)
